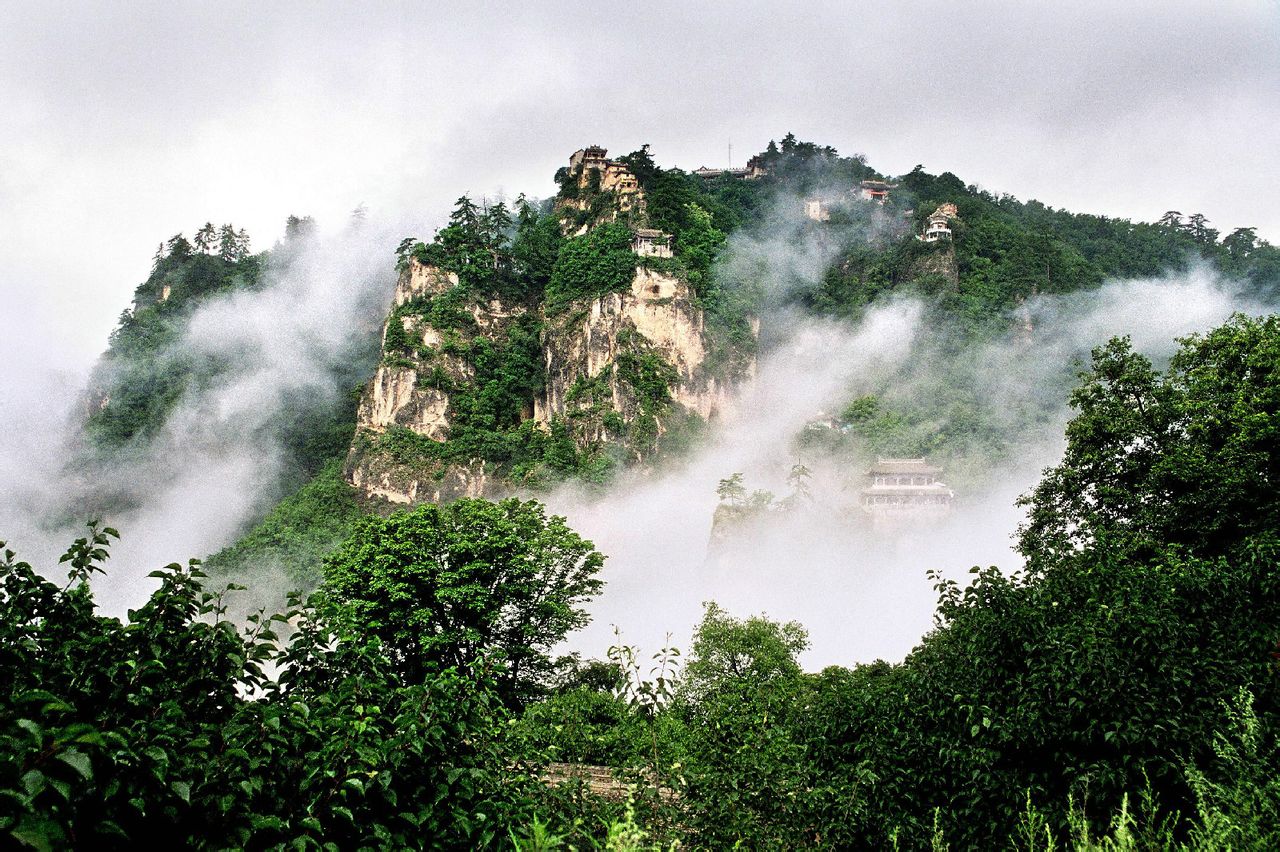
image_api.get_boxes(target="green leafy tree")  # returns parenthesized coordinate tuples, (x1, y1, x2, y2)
(675, 603, 829, 846)
(1018, 314, 1280, 573)
(321, 498, 605, 701)
(715, 473, 745, 506)
(0, 523, 539, 848)
(679, 602, 807, 705)
(675, 202, 725, 295)
(1222, 226, 1259, 271)
(544, 222, 636, 310)
(511, 196, 563, 298)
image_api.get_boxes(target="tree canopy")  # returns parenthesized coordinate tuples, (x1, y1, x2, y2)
(320, 498, 604, 701)
(1019, 313, 1280, 573)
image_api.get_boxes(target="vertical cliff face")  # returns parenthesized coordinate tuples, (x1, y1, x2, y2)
(537, 265, 730, 446)
(345, 258, 530, 504)
(346, 255, 745, 505)
(353, 261, 465, 443)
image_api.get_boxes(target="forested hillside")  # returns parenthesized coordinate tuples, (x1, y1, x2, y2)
(78, 136, 1280, 589)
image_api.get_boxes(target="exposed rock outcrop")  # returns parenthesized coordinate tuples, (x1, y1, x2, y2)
(345, 448, 493, 505)
(394, 261, 457, 306)
(353, 262, 493, 444)
(907, 243, 960, 288)
(538, 266, 728, 429)
(346, 256, 748, 505)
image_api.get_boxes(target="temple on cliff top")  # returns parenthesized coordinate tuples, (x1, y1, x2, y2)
(858, 179, 897, 203)
(566, 146, 642, 213)
(860, 458, 954, 524)
(921, 203, 958, 242)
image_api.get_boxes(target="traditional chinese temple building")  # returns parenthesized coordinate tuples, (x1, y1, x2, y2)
(860, 458, 954, 524)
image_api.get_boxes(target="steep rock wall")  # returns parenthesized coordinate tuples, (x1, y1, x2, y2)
(347, 259, 749, 505)
(907, 243, 960, 288)
(353, 262, 481, 443)
(345, 259, 521, 504)
(395, 261, 457, 305)
(537, 267, 729, 435)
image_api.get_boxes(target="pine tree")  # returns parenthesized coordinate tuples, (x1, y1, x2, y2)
(482, 201, 512, 268)
(165, 233, 191, 261)
(217, 224, 239, 261)
(717, 473, 746, 506)
(194, 222, 216, 253)
(1186, 213, 1218, 246)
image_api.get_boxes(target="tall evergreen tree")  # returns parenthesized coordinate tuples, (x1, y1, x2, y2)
(193, 222, 216, 253)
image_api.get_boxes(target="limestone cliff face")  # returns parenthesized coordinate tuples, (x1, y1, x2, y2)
(907, 243, 960, 288)
(345, 258, 526, 504)
(537, 266, 730, 439)
(346, 256, 747, 505)
(353, 262, 474, 443)
(346, 451, 492, 505)
(394, 261, 457, 307)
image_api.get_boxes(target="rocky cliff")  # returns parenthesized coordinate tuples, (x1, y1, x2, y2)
(345, 255, 744, 506)
(538, 265, 730, 441)
(907, 242, 960, 288)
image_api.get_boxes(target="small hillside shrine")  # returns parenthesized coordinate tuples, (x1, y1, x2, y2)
(632, 228, 673, 258)
(858, 179, 896, 203)
(860, 458, 953, 523)
(803, 198, 832, 221)
(921, 202, 958, 242)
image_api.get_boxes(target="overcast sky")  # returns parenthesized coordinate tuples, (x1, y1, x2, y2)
(2, 0, 1278, 372)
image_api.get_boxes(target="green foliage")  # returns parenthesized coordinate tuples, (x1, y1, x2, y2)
(87, 246, 262, 450)
(804, 160, 1280, 345)
(446, 315, 547, 452)
(320, 498, 605, 702)
(203, 459, 364, 587)
(820, 343, 1063, 470)
(513, 196, 565, 299)
(0, 523, 543, 848)
(545, 223, 637, 311)
(613, 343, 678, 454)
(1019, 314, 1280, 572)
(516, 687, 643, 767)
(17, 314, 1280, 848)
(672, 604, 870, 847)
(679, 602, 807, 706)
(672, 202, 724, 297)
(662, 316, 1280, 847)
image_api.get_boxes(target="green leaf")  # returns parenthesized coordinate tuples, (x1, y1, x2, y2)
(56, 749, 92, 781)
(20, 770, 45, 796)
